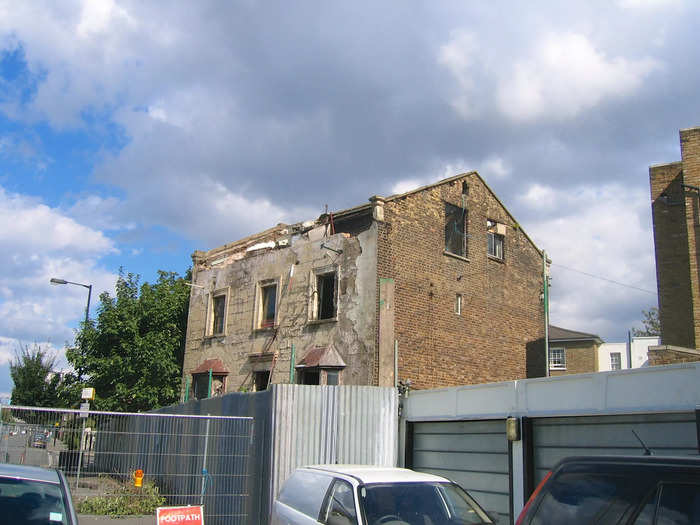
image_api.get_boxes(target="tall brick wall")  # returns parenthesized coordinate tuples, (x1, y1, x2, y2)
(650, 126, 700, 348)
(648, 346, 700, 366)
(680, 128, 700, 347)
(378, 174, 545, 389)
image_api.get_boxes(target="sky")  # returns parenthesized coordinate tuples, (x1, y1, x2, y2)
(1, 0, 698, 399)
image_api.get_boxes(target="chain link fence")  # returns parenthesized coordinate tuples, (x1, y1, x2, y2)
(0, 405, 253, 525)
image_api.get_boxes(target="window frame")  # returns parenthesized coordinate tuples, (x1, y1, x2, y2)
(310, 267, 339, 322)
(255, 279, 279, 330)
(549, 347, 567, 370)
(610, 352, 622, 371)
(444, 202, 468, 258)
(455, 293, 462, 315)
(205, 287, 229, 337)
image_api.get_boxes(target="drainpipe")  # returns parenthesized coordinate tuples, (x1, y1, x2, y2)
(394, 340, 398, 388)
(543, 250, 550, 377)
(207, 368, 213, 398)
(627, 330, 633, 369)
(290, 344, 296, 384)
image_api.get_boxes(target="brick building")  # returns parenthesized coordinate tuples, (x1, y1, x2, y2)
(650, 126, 700, 349)
(547, 326, 602, 376)
(181, 172, 546, 399)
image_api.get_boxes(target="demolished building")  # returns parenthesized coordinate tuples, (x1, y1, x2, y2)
(182, 172, 546, 398)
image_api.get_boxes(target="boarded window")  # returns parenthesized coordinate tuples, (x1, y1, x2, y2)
(445, 202, 467, 257)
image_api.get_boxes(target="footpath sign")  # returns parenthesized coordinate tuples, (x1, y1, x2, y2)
(156, 505, 204, 524)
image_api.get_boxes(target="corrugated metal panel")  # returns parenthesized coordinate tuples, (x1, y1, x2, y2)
(271, 385, 398, 500)
(410, 420, 510, 524)
(533, 412, 698, 484)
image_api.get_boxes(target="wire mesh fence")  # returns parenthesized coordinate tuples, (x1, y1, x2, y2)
(0, 405, 253, 525)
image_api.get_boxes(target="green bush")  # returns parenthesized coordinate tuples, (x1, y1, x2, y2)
(76, 478, 166, 516)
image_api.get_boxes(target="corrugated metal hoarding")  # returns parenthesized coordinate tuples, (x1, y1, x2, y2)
(271, 384, 398, 499)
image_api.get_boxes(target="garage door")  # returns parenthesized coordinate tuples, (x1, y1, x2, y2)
(407, 419, 510, 524)
(531, 411, 698, 486)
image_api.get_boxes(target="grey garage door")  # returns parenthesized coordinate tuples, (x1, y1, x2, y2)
(408, 419, 510, 524)
(531, 411, 699, 485)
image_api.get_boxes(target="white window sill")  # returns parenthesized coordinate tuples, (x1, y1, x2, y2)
(549, 367, 567, 371)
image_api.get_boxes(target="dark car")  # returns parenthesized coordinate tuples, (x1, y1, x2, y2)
(0, 463, 78, 524)
(32, 432, 48, 448)
(516, 455, 700, 525)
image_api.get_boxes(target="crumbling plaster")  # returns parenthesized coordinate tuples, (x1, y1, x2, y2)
(182, 221, 378, 393)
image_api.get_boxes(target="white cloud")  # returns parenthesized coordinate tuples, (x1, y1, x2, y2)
(438, 30, 480, 118)
(521, 182, 657, 338)
(618, 0, 682, 9)
(497, 33, 660, 121)
(0, 187, 115, 254)
(0, 186, 117, 344)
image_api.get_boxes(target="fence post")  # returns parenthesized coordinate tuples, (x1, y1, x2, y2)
(75, 416, 87, 490)
(200, 416, 211, 506)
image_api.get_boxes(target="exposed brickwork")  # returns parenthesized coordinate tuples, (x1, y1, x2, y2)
(377, 173, 545, 389)
(548, 341, 598, 376)
(650, 127, 700, 348)
(182, 172, 545, 397)
(648, 346, 700, 366)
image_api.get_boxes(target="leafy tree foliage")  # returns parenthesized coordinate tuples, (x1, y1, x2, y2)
(632, 307, 661, 337)
(66, 269, 190, 412)
(10, 343, 62, 407)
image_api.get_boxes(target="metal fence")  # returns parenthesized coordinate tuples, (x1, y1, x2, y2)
(0, 405, 253, 525)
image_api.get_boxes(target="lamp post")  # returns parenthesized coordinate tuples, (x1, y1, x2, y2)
(50, 278, 92, 326)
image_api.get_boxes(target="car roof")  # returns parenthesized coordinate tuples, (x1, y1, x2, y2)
(303, 465, 450, 484)
(556, 455, 700, 468)
(0, 463, 61, 484)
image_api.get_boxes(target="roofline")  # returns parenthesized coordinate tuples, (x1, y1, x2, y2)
(334, 171, 543, 255)
(195, 171, 544, 259)
(549, 336, 603, 344)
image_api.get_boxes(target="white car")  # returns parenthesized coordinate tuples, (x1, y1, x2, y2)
(271, 465, 493, 525)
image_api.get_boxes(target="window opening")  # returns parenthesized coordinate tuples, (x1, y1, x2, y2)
(212, 294, 226, 335)
(455, 294, 462, 315)
(317, 272, 337, 319)
(326, 370, 339, 385)
(487, 220, 504, 260)
(610, 352, 622, 370)
(259, 283, 277, 328)
(462, 181, 469, 195)
(445, 202, 467, 257)
(254, 370, 270, 391)
(299, 369, 320, 385)
(549, 348, 566, 370)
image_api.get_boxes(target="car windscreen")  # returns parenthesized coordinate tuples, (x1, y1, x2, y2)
(359, 482, 492, 525)
(0, 476, 70, 524)
(528, 471, 653, 525)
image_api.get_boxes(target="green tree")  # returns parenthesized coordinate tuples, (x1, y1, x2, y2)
(65, 268, 190, 412)
(632, 307, 661, 337)
(10, 343, 62, 407)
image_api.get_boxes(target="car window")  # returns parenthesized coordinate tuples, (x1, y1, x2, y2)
(278, 470, 334, 519)
(360, 482, 491, 525)
(323, 479, 357, 525)
(656, 484, 700, 525)
(0, 476, 70, 524)
(529, 472, 650, 525)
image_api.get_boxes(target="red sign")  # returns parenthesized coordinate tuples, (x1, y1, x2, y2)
(156, 505, 204, 524)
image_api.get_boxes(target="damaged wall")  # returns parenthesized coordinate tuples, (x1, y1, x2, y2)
(182, 221, 378, 394)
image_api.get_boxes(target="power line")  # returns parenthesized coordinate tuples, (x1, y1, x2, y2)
(551, 263, 656, 295)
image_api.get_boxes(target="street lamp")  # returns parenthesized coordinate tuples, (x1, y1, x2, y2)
(50, 278, 93, 326)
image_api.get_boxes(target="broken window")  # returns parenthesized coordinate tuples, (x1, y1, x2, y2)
(254, 370, 270, 391)
(445, 202, 467, 257)
(487, 219, 504, 260)
(192, 373, 226, 399)
(206, 289, 228, 336)
(257, 282, 277, 329)
(212, 294, 226, 335)
(316, 272, 337, 320)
